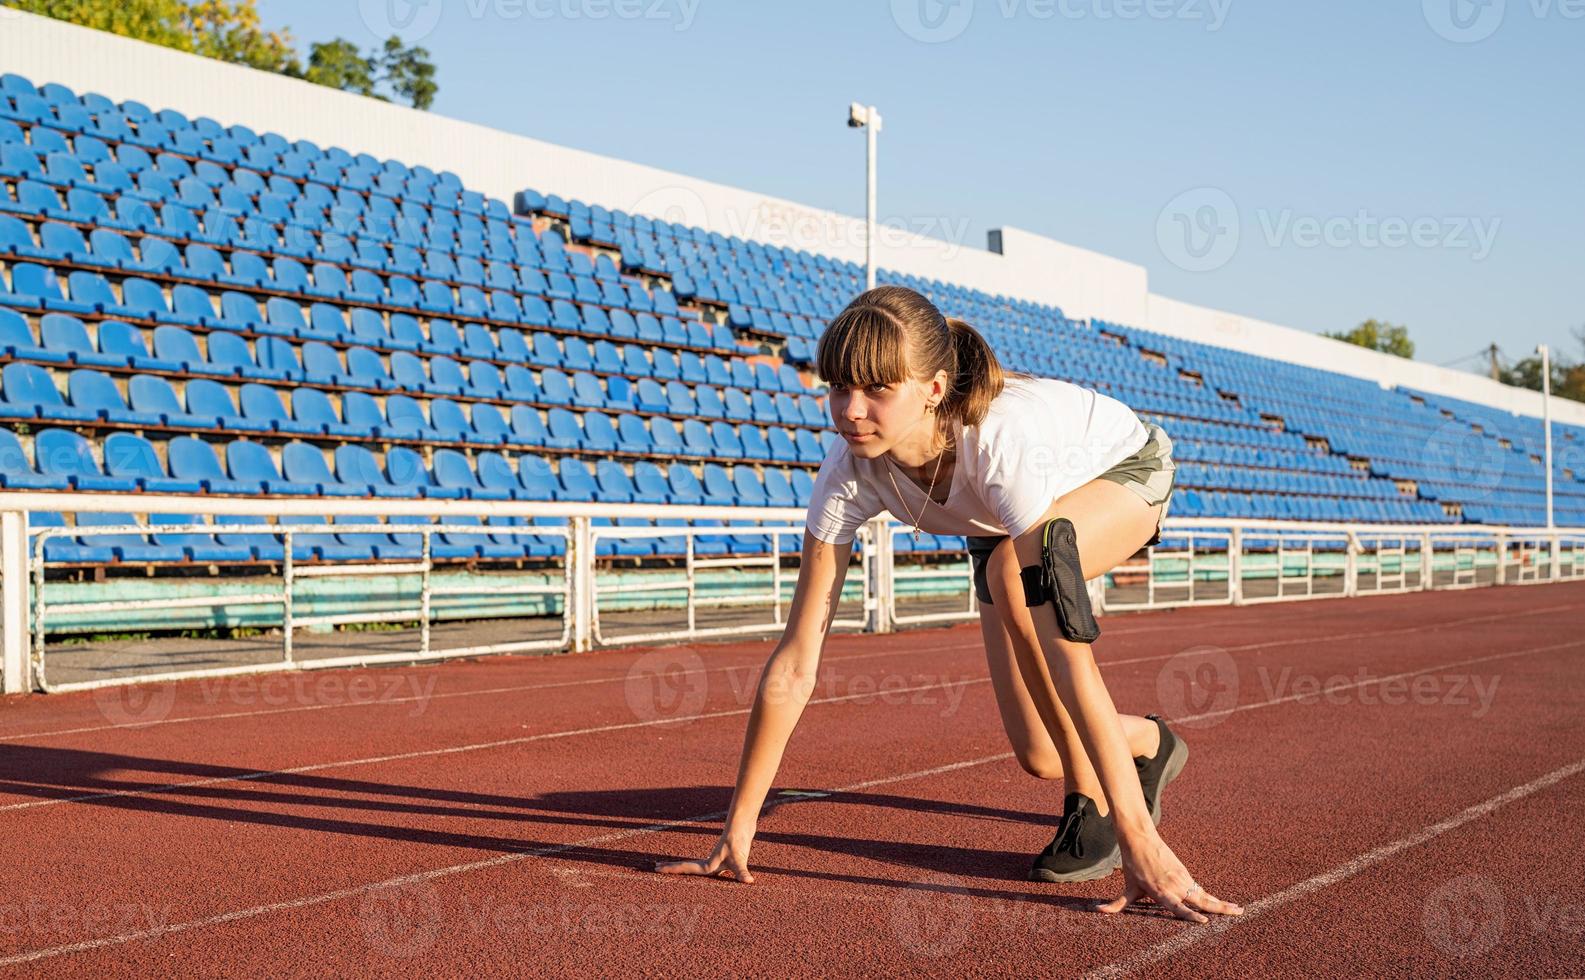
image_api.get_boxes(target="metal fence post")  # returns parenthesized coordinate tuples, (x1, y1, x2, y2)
(571, 515, 593, 652)
(1228, 526, 1244, 606)
(1, 510, 28, 694)
(865, 518, 894, 634)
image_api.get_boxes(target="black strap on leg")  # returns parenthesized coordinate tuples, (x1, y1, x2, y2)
(1030, 517, 1101, 643)
(1019, 564, 1046, 606)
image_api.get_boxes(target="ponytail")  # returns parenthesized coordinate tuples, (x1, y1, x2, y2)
(942, 317, 1006, 428)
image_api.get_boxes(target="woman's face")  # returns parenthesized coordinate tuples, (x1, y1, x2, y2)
(827, 377, 932, 459)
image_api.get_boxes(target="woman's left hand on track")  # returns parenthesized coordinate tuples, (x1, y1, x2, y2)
(1099, 831, 1243, 923)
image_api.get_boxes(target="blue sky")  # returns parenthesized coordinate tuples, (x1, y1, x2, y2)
(258, 0, 1582, 372)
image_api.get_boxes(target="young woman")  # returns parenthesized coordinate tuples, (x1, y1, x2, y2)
(656, 286, 1242, 922)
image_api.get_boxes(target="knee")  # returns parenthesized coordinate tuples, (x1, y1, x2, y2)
(1015, 749, 1064, 781)
(983, 539, 1023, 607)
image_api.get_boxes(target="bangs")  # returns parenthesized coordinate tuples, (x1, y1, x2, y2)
(815, 306, 911, 388)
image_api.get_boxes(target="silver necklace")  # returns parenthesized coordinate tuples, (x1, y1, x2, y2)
(886, 449, 948, 542)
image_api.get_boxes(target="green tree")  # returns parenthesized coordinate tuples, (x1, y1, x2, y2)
(305, 39, 376, 98)
(1324, 319, 1416, 359)
(3, 0, 299, 74)
(380, 36, 438, 111)
(3, 0, 439, 109)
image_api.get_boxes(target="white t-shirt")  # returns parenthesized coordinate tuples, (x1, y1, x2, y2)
(805, 377, 1149, 544)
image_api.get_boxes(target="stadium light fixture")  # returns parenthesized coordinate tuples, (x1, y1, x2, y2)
(848, 102, 882, 290)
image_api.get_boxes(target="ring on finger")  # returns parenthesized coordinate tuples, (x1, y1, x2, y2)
(1183, 882, 1201, 901)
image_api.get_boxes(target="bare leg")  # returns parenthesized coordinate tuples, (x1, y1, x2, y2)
(983, 478, 1167, 815)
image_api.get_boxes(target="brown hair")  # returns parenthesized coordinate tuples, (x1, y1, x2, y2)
(815, 285, 1011, 429)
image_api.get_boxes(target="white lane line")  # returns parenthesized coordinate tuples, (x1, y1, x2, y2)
(3, 636, 1581, 966)
(0, 645, 974, 743)
(4, 597, 1563, 746)
(5, 608, 1577, 816)
(3, 586, 1483, 738)
(0, 752, 1009, 968)
(0, 677, 994, 813)
(1083, 756, 1585, 979)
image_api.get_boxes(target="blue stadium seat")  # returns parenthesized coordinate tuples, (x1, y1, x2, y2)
(334, 444, 417, 498)
(102, 432, 202, 493)
(0, 429, 69, 489)
(68, 369, 163, 425)
(226, 439, 315, 494)
(2, 362, 97, 421)
(282, 441, 365, 495)
(35, 427, 138, 490)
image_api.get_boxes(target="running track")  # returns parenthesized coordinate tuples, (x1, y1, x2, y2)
(0, 582, 1581, 977)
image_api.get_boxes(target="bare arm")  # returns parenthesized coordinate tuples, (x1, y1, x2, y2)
(655, 530, 852, 882)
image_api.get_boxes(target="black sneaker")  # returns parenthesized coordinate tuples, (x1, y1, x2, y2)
(1028, 792, 1121, 883)
(1136, 714, 1189, 825)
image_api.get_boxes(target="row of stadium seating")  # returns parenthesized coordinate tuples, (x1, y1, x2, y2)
(4, 67, 1585, 571)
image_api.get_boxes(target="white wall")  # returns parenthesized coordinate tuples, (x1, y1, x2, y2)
(5, 9, 1577, 426)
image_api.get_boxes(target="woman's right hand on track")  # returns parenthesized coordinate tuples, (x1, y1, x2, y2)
(654, 829, 756, 884)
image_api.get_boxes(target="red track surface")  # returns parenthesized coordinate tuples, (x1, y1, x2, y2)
(1, 582, 1581, 977)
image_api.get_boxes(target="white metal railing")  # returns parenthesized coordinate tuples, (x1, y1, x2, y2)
(2, 494, 1583, 695)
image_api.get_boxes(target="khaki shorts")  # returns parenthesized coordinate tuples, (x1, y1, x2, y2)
(967, 422, 1177, 603)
